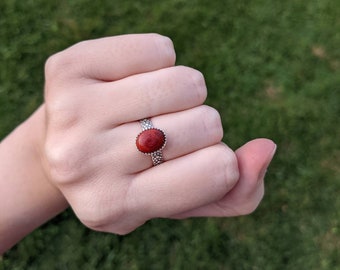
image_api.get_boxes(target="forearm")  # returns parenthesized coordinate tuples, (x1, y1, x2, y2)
(0, 105, 68, 254)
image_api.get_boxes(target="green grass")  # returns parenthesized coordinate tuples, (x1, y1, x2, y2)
(1, 0, 339, 269)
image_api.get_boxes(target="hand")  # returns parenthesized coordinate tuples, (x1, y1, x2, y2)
(43, 34, 276, 234)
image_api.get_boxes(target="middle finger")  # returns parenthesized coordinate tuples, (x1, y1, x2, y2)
(84, 65, 208, 127)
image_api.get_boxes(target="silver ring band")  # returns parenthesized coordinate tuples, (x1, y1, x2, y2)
(136, 118, 166, 166)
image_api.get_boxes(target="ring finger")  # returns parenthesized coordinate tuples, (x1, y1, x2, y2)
(107, 105, 224, 173)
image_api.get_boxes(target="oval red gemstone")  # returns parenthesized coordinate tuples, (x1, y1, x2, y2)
(136, 128, 166, 154)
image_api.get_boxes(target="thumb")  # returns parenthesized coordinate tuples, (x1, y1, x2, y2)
(171, 138, 276, 218)
(235, 138, 277, 189)
(222, 138, 276, 214)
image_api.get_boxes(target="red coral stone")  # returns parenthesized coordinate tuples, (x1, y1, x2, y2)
(136, 128, 166, 154)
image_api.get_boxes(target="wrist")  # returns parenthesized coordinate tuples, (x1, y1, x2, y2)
(23, 104, 69, 210)
(0, 105, 68, 254)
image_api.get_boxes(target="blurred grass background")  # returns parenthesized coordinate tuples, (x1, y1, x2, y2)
(0, 0, 339, 269)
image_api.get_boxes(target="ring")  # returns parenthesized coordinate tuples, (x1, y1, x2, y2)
(136, 118, 167, 166)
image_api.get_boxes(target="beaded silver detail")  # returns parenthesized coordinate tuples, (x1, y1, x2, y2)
(140, 118, 154, 131)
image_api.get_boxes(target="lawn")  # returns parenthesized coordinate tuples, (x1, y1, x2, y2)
(1, 0, 339, 269)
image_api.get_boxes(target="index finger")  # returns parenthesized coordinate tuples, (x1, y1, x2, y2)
(45, 33, 176, 82)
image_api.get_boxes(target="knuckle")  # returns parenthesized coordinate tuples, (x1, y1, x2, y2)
(82, 208, 124, 232)
(173, 66, 207, 104)
(200, 106, 223, 141)
(45, 97, 80, 130)
(81, 214, 109, 232)
(212, 144, 239, 192)
(44, 53, 60, 79)
(44, 139, 84, 184)
(78, 200, 137, 235)
(189, 68, 207, 103)
(111, 219, 146, 236)
(152, 33, 176, 65)
(44, 52, 82, 113)
(44, 44, 83, 84)
(44, 51, 71, 82)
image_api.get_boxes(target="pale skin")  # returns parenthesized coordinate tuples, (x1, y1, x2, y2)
(0, 34, 276, 254)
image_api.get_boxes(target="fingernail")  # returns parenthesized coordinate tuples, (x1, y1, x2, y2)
(258, 143, 277, 180)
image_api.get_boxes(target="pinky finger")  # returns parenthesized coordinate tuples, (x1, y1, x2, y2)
(172, 138, 277, 218)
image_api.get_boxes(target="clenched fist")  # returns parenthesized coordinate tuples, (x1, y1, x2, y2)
(42, 34, 276, 234)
